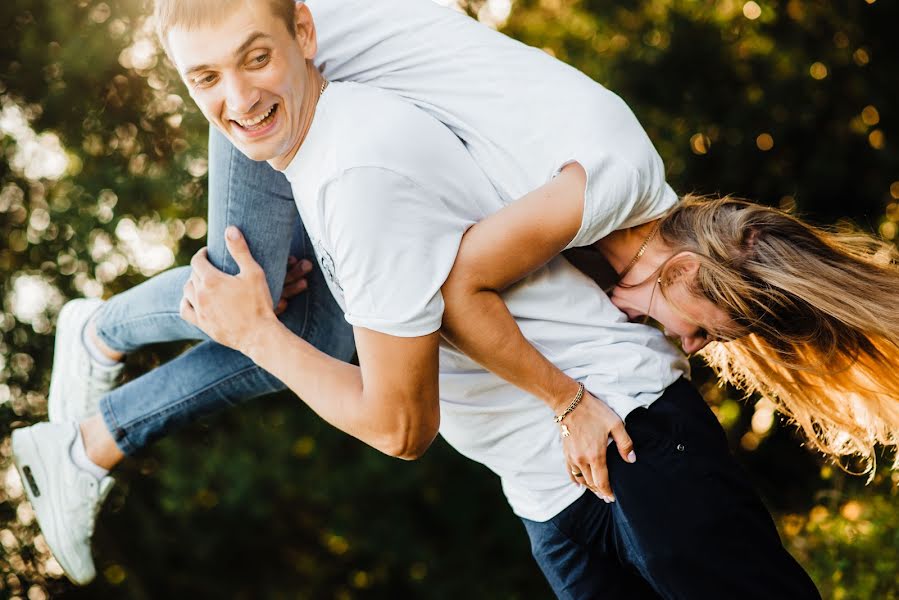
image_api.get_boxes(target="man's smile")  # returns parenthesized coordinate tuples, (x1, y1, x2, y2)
(231, 103, 279, 132)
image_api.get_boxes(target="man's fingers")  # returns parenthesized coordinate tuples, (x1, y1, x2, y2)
(224, 226, 261, 274)
(189, 247, 218, 281)
(182, 278, 197, 307)
(179, 296, 197, 325)
(274, 298, 288, 315)
(611, 422, 637, 464)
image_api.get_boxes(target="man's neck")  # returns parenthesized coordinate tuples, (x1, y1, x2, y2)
(268, 62, 325, 171)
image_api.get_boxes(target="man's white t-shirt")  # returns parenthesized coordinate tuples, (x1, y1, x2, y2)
(282, 82, 688, 521)
(306, 0, 678, 249)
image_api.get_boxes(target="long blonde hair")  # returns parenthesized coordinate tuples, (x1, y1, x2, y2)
(658, 196, 899, 475)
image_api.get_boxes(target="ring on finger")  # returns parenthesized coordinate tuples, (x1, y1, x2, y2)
(570, 468, 584, 478)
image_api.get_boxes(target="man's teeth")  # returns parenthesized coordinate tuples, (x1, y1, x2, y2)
(236, 105, 275, 128)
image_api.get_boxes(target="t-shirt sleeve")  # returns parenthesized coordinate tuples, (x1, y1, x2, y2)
(319, 166, 470, 337)
(559, 152, 679, 251)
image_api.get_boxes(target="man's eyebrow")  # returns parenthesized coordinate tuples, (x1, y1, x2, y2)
(183, 31, 273, 75)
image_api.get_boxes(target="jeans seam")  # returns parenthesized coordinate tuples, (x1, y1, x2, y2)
(296, 231, 312, 340)
(100, 394, 137, 455)
(221, 140, 238, 276)
(107, 363, 265, 449)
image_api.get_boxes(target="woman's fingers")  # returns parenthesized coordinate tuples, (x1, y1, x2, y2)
(587, 449, 615, 502)
(567, 463, 581, 485)
(280, 258, 312, 302)
(576, 461, 596, 491)
(610, 422, 636, 464)
(282, 278, 308, 298)
(284, 258, 313, 285)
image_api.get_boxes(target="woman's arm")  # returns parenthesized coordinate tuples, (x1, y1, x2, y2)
(440, 163, 635, 500)
(441, 163, 586, 402)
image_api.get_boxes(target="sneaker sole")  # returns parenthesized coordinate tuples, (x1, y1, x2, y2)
(11, 427, 94, 586)
(48, 299, 101, 423)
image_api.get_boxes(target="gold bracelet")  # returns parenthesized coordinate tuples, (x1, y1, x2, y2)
(554, 382, 585, 423)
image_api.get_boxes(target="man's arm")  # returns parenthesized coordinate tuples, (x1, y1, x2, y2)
(182, 228, 441, 459)
(250, 322, 441, 459)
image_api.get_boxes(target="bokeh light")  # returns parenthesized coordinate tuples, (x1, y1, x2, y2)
(756, 133, 774, 150)
(809, 62, 828, 80)
(742, 1, 762, 20)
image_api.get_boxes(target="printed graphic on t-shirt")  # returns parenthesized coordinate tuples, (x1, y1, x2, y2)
(310, 236, 343, 295)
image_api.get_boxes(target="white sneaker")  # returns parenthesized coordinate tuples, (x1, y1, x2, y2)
(48, 299, 123, 423)
(12, 422, 114, 586)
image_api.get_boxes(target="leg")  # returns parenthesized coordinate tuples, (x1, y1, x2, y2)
(521, 493, 661, 600)
(13, 133, 354, 587)
(93, 126, 298, 352)
(98, 217, 354, 457)
(87, 129, 358, 459)
(606, 378, 821, 600)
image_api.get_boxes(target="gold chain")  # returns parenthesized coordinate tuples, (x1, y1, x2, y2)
(615, 219, 662, 286)
(554, 382, 585, 424)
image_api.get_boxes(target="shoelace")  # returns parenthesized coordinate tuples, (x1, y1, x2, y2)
(70, 474, 112, 538)
(81, 358, 121, 417)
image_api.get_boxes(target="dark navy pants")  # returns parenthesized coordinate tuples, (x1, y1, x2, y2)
(522, 378, 821, 600)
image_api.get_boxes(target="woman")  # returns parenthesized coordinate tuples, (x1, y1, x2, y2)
(440, 168, 899, 481)
(300, 0, 899, 478)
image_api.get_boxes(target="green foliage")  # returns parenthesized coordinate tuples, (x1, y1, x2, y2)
(1, 0, 897, 597)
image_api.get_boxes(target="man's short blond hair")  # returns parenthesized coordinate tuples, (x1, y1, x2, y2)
(154, 0, 298, 55)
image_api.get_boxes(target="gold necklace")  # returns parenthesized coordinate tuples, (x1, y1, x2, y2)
(615, 219, 661, 286)
(319, 78, 328, 97)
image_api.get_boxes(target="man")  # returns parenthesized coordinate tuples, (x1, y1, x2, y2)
(12, 1, 820, 597)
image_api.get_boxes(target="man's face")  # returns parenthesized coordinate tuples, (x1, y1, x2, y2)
(166, 1, 316, 169)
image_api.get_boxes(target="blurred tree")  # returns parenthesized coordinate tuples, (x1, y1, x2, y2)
(1, 0, 897, 598)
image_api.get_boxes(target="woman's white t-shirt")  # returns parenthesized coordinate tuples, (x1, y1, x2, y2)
(307, 0, 679, 248)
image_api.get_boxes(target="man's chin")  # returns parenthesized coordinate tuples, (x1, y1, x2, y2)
(227, 138, 277, 163)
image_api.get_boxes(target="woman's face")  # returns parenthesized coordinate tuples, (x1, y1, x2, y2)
(608, 267, 733, 354)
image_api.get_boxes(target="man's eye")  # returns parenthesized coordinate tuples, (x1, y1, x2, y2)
(194, 74, 217, 86)
(251, 53, 270, 66)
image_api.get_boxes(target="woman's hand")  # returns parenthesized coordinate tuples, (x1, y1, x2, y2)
(562, 391, 636, 503)
(275, 256, 314, 315)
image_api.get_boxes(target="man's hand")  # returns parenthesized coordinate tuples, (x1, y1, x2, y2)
(562, 391, 636, 503)
(275, 256, 313, 315)
(180, 226, 278, 355)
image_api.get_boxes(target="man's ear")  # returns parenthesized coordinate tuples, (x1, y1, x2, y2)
(294, 2, 318, 59)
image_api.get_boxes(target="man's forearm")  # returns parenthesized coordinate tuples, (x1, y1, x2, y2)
(245, 319, 434, 458)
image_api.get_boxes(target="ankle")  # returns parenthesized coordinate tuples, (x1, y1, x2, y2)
(70, 425, 109, 481)
(80, 418, 124, 471)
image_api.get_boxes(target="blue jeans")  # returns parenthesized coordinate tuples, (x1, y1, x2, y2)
(522, 378, 821, 600)
(94, 127, 356, 454)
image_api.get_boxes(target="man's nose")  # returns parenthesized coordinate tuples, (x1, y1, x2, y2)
(224, 75, 261, 115)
